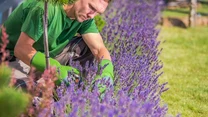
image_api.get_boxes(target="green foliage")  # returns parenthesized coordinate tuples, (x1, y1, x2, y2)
(94, 15, 106, 32)
(0, 64, 30, 117)
(0, 64, 12, 88)
(0, 88, 29, 117)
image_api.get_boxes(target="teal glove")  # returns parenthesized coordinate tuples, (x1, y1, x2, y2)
(93, 59, 114, 95)
(31, 52, 80, 85)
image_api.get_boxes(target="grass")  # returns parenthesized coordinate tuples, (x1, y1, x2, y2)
(157, 26, 208, 117)
(162, 2, 208, 17)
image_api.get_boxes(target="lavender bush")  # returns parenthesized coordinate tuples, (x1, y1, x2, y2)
(46, 0, 169, 116)
(0, 0, 170, 116)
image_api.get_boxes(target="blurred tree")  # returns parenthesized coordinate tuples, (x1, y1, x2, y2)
(189, 0, 197, 27)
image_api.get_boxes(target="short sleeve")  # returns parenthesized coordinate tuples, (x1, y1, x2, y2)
(78, 19, 99, 34)
(21, 7, 44, 41)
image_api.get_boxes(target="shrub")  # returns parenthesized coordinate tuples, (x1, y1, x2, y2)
(0, 27, 29, 117)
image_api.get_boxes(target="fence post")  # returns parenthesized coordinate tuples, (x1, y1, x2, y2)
(189, 0, 197, 27)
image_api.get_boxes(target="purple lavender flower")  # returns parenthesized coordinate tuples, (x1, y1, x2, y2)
(36, 0, 170, 117)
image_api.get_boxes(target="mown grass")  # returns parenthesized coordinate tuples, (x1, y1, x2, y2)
(158, 26, 208, 117)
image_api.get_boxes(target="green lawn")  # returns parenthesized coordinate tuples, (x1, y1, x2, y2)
(158, 27, 208, 117)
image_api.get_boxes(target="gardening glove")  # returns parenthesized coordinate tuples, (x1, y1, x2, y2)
(93, 59, 114, 95)
(31, 52, 80, 86)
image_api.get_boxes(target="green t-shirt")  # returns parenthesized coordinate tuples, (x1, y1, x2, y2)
(0, 0, 99, 57)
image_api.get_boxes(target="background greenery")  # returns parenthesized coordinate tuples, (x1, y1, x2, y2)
(163, 1, 208, 17)
(158, 2, 208, 116)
